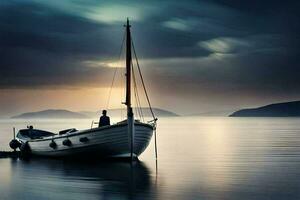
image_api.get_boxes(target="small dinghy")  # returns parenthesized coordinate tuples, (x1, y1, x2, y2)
(10, 19, 158, 160)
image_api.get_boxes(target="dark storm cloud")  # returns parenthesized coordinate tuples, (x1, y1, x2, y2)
(143, 0, 300, 98)
(0, 1, 135, 87)
(0, 0, 299, 98)
(145, 35, 300, 101)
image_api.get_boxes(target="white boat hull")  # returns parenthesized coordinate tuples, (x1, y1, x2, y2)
(18, 122, 154, 159)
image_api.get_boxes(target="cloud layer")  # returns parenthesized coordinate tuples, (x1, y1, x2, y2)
(0, 0, 299, 114)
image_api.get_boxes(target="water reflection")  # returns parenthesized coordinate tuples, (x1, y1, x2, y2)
(2, 117, 300, 200)
(7, 159, 155, 200)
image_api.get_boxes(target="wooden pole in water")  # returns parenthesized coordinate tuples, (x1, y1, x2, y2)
(13, 127, 16, 152)
(154, 128, 158, 160)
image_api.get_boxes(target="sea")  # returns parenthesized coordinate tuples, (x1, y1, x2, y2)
(1, 117, 300, 200)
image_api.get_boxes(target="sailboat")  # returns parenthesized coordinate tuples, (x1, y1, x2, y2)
(10, 19, 158, 160)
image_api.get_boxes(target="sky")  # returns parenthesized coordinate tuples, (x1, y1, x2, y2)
(0, 0, 299, 117)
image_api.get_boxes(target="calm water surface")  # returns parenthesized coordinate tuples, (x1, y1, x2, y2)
(1, 117, 300, 200)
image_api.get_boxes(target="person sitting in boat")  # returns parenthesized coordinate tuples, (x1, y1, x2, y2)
(99, 110, 110, 127)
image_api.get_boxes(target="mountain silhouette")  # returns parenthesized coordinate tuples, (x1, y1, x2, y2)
(230, 101, 300, 117)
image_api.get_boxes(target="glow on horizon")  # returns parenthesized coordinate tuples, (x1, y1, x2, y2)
(0, 87, 128, 117)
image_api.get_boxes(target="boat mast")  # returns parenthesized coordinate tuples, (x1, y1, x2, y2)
(125, 18, 134, 160)
(125, 18, 132, 112)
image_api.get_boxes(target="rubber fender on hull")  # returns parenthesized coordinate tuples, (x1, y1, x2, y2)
(20, 141, 31, 153)
(62, 138, 72, 146)
(79, 137, 89, 143)
(9, 139, 21, 150)
(49, 140, 57, 149)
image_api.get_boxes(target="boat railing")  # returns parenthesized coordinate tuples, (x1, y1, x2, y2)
(90, 120, 99, 129)
(147, 118, 158, 124)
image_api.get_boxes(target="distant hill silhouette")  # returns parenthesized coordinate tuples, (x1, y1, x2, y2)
(230, 101, 300, 117)
(187, 110, 235, 117)
(11, 109, 88, 119)
(81, 107, 179, 118)
(11, 108, 178, 119)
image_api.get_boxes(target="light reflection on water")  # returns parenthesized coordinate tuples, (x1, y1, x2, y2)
(1, 117, 300, 200)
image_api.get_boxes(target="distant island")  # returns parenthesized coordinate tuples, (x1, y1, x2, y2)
(229, 101, 300, 117)
(11, 108, 178, 119)
(12, 109, 88, 119)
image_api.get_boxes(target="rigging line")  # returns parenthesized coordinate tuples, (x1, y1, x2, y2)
(134, 70, 145, 121)
(132, 62, 144, 122)
(132, 63, 141, 119)
(120, 57, 126, 120)
(133, 60, 145, 119)
(106, 31, 126, 110)
(131, 40, 157, 121)
(122, 54, 127, 120)
(119, 65, 123, 120)
(119, 60, 123, 120)
(132, 33, 158, 162)
(135, 78, 145, 122)
(131, 30, 157, 162)
(105, 63, 118, 109)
